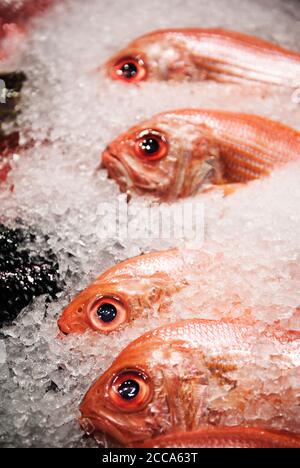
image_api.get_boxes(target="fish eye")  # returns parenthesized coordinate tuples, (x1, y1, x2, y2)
(118, 379, 140, 400)
(112, 57, 147, 83)
(109, 370, 152, 411)
(135, 130, 168, 162)
(86, 296, 128, 333)
(97, 302, 117, 323)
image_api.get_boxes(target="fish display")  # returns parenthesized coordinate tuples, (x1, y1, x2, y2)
(58, 249, 203, 335)
(133, 427, 300, 449)
(0, 222, 62, 325)
(80, 318, 300, 445)
(102, 109, 300, 200)
(1, 2, 299, 450)
(106, 28, 300, 87)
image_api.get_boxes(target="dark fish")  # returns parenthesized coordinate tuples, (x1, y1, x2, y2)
(0, 222, 62, 326)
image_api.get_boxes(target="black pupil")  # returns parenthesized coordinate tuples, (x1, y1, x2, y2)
(140, 138, 160, 155)
(121, 62, 138, 79)
(97, 303, 117, 323)
(118, 379, 140, 400)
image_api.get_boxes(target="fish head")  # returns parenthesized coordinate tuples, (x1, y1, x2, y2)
(80, 326, 210, 445)
(102, 112, 222, 200)
(58, 251, 184, 335)
(106, 31, 200, 83)
(57, 281, 132, 335)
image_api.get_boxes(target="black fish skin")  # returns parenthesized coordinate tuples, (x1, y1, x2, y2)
(0, 223, 62, 326)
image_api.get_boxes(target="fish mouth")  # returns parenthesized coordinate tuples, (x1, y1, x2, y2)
(57, 311, 89, 335)
(57, 316, 69, 335)
(79, 415, 134, 446)
(102, 147, 168, 197)
(102, 149, 133, 193)
(57, 328, 68, 338)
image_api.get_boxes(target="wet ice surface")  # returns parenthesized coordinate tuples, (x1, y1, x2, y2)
(0, 0, 300, 448)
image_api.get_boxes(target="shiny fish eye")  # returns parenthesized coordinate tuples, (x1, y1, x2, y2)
(140, 138, 160, 155)
(110, 370, 152, 411)
(112, 57, 147, 83)
(120, 62, 138, 80)
(118, 379, 140, 400)
(135, 131, 168, 162)
(87, 296, 128, 333)
(97, 303, 117, 323)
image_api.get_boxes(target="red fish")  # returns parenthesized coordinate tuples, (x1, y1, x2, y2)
(106, 28, 300, 87)
(102, 109, 300, 200)
(133, 427, 300, 449)
(58, 249, 203, 335)
(80, 319, 300, 445)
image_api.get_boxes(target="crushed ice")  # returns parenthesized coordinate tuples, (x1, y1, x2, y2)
(0, 0, 300, 447)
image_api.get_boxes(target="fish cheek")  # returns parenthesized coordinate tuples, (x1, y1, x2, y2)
(123, 155, 175, 196)
(148, 155, 179, 197)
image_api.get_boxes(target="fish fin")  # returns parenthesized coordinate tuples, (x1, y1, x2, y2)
(182, 133, 226, 196)
(162, 350, 209, 432)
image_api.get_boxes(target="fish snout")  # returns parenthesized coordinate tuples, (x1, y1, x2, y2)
(101, 144, 119, 170)
(101, 146, 112, 168)
(57, 315, 71, 335)
(57, 303, 89, 335)
(56, 328, 68, 339)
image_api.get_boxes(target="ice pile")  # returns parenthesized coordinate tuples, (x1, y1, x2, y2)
(0, 0, 299, 448)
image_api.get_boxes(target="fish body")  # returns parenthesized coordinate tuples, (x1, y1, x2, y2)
(58, 248, 202, 335)
(133, 427, 300, 448)
(106, 28, 300, 87)
(80, 318, 300, 445)
(102, 109, 300, 200)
